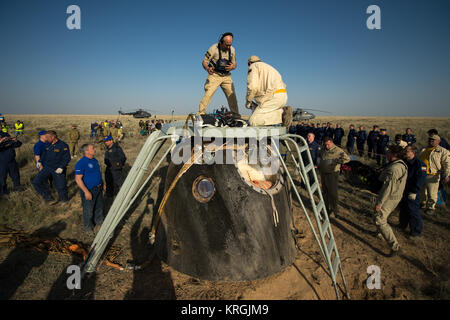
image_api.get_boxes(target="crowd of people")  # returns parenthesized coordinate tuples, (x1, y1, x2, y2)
(89, 119, 124, 144)
(138, 119, 171, 136)
(1, 107, 449, 258)
(0, 118, 128, 235)
(289, 122, 449, 165)
(294, 124, 449, 257)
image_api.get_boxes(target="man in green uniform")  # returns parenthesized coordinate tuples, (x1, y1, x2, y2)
(318, 137, 351, 218)
(68, 124, 81, 158)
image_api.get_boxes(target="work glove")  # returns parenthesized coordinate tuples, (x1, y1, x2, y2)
(55, 168, 63, 174)
(408, 193, 416, 201)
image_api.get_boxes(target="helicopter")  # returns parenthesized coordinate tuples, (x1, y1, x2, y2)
(118, 108, 154, 118)
(291, 107, 332, 121)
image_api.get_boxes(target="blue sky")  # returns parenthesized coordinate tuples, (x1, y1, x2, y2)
(0, 0, 449, 116)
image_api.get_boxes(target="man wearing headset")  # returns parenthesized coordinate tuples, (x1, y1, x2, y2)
(198, 32, 239, 116)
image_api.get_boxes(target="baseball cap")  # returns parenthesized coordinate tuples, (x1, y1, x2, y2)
(429, 134, 440, 140)
(104, 135, 113, 141)
(38, 130, 47, 136)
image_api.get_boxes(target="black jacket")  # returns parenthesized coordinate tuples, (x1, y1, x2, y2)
(105, 143, 126, 170)
(0, 132, 22, 162)
(404, 156, 426, 196)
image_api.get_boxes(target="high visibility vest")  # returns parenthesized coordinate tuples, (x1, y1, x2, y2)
(15, 122, 24, 132)
(1, 125, 8, 133)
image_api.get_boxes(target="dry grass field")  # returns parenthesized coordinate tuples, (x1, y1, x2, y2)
(0, 114, 449, 300)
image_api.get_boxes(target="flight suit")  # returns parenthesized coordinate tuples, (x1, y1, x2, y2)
(199, 43, 238, 115)
(0, 132, 22, 195)
(68, 128, 80, 156)
(399, 156, 426, 236)
(315, 127, 326, 144)
(325, 127, 335, 139)
(402, 134, 416, 146)
(356, 130, 368, 157)
(376, 134, 390, 165)
(333, 128, 344, 147)
(419, 145, 450, 211)
(346, 129, 357, 154)
(367, 130, 379, 159)
(318, 145, 351, 215)
(288, 125, 296, 134)
(303, 140, 320, 185)
(375, 159, 408, 251)
(32, 139, 71, 201)
(246, 61, 287, 126)
(296, 124, 306, 139)
(104, 142, 127, 197)
(90, 123, 99, 139)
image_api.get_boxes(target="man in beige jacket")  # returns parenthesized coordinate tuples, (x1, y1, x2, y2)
(318, 137, 351, 218)
(419, 134, 450, 215)
(246, 56, 287, 126)
(198, 32, 239, 116)
(375, 145, 408, 257)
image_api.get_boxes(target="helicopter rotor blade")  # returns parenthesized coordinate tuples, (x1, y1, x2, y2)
(301, 108, 333, 114)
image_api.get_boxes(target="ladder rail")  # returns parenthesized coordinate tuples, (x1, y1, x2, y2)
(277, 134, 350, 300)
(270, 138, 326, 262)
(281, 134, 349, 298)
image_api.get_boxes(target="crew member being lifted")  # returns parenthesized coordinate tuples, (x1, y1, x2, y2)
(246, 56, 288, 126)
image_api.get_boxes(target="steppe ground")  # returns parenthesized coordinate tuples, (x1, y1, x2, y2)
(0, 114, 449, 300)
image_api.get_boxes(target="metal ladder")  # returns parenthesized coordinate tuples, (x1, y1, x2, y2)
(82, 130, 177, 275)
(272, 134, 350, 300)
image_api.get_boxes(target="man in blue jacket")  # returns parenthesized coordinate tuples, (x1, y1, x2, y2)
(402, 128, 416, 146)
(0, 131, 23, 196)
(325, 123, 335, 139)
(399, 145, 426, 239)
(303, 132, 321, 186)
(367, 125, 380, 159)
(376, 129, 390, 166)
(32, 130, 71, 203)
(33, 130, 48, 169)
(346, 124, 357, 154)
(356, 126, 368, 157)
(333, 124, 344, 147)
